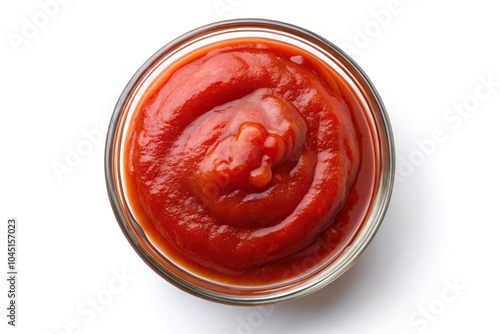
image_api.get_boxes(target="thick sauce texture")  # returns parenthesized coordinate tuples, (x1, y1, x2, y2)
(125, 38, 376, 284)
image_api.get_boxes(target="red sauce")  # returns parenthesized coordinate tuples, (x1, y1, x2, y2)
(124, 38, 377, 285)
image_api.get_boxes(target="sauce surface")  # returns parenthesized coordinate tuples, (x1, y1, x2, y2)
(125, 38, 376, 284)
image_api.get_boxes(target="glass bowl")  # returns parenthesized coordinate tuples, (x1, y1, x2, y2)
(105, 19, 395, 305)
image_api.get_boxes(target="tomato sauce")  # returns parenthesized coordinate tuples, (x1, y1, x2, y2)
(124, 38, 377, 285)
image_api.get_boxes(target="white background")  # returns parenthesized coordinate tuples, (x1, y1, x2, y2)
(1, 0, 499, 333)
